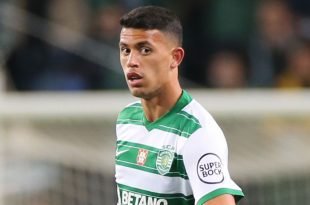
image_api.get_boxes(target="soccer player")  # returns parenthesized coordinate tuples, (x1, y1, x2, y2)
(115, 5, 244, 205)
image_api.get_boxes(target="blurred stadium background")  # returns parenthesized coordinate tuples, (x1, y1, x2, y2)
(1, 0, 310, 205)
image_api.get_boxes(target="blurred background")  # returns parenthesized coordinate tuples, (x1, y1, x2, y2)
(0, 0, 310, 204)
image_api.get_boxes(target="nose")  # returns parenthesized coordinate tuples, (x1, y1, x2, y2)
(126, 51, 139, 68)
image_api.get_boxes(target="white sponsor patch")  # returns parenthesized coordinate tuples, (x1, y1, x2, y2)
(196, 153, 224, 184)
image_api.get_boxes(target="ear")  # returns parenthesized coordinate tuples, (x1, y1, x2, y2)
(170, 47, 185, 69)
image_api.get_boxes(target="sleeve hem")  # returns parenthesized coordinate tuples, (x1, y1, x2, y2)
(196, 188, 244, 205)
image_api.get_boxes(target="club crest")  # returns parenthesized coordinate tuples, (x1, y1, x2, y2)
(156, 146, 175, 175)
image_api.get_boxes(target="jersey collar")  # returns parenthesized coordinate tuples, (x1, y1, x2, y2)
(142, 90, 193, 130)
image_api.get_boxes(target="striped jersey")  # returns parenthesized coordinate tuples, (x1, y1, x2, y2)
(115, 90, 244, 205)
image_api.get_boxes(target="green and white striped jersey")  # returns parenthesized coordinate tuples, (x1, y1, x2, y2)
(115, 90, 244, 205)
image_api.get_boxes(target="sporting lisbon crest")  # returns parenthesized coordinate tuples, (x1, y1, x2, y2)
(156, 147, 174, 175)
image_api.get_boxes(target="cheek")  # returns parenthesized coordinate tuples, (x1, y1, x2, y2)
(148, 58, 170, 77)
(120, 57, 129, 73)
(153, 67, 171, 85)
(120, 56, 126, 66)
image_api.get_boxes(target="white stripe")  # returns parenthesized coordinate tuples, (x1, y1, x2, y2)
(125, 101, 141, 107)
(116, 165, 193, 196)
(128, 105, 143, 109)
(117, 159, 188, 178)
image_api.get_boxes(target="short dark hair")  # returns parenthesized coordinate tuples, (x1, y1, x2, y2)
(120, 5, 183, 45)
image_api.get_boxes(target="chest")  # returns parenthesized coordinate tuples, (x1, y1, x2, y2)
(116, 124, 188, 178)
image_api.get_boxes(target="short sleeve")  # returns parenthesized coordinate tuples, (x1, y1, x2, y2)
(181, 127, 244, 205)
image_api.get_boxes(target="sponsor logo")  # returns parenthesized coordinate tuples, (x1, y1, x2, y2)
(197, 153, 224, 184)
(137, 149, 149, 166)
(118, 189, 168, 205)
(156, 146, 175, 175)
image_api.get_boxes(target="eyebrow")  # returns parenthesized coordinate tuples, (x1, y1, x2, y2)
(119, 41, 152, 48)
(119, 42, 127, 47)
(136, 41, 152, 47)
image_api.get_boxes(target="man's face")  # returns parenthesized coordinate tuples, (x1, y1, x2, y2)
(119, 28, 177, 99)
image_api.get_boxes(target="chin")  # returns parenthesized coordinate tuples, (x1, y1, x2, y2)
(130, 88, 155, 100)
(129, 87, 144, 98)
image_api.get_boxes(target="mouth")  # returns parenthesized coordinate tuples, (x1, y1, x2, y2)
(127, 72, 143, 82)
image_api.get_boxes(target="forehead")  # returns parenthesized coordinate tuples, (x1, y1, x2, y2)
(119, 28, 173, 46)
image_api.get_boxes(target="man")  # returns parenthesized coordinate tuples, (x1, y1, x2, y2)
(115, 5, 244, 205)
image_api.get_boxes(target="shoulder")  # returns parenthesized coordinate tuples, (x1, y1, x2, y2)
(120, 100, 142, 111)
(170, 98, 218, 140)
(181, 99, 226, 145)
(182, 98, 217, 128)
(118, 101, 142, 119)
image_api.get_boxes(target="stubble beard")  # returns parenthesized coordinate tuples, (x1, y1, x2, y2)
(129, 86, 161, 100)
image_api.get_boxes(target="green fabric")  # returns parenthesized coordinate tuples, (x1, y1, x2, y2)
(116, 140, 188, 179)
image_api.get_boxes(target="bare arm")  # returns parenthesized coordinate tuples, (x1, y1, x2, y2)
(203, 194, 236, 205)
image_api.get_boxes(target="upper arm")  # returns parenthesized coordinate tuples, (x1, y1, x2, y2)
(181, 127, 244, 204)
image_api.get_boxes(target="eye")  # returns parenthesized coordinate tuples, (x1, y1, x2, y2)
(120, 47, 130, 56)
(140, 47, 152, 55)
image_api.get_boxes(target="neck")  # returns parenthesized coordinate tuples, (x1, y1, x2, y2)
(142, 87, 182, 122)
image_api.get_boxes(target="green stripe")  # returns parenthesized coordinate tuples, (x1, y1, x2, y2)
(142, 90, 200, 136)
(116, 119, 144, 126)
(117, 140, 159, 153)
(118, 183, 194, 205)
(117, 103, 144, 126)
(196, 188, 245, 205)
(178, 110, 200, 125)
(116, 141, 188, 179)
(150, 110, 201, 138)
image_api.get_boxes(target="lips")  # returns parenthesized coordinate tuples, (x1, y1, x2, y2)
(127, 72, 142, 81)
(127, 72, 143, 87)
